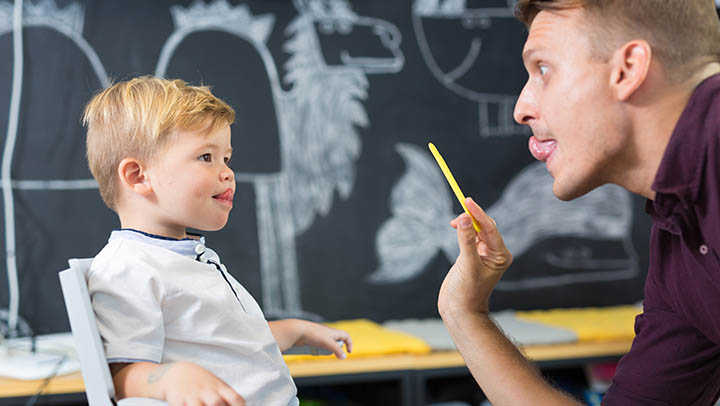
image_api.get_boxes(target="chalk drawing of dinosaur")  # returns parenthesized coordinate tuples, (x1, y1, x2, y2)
(156, 0, 404, 319)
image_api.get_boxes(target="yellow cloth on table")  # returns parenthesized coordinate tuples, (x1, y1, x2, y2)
(283, 319, 432, 362)
(515, 305, 642, 342)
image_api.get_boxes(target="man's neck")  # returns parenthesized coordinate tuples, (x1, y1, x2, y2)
(619, 63, 720, 200)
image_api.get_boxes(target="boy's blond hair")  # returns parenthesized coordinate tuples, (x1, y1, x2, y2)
(515, 0, 720, 83)
(83, 76, 235, 210)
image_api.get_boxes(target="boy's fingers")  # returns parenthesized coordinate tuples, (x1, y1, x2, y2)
(332, 329, 352, 353)
(219, 386, 245, 406)
(331, 341, 347, 359)
(199, 390, 224, 406)
(345, 336, 353, 353)
(203, 394, 228, 406)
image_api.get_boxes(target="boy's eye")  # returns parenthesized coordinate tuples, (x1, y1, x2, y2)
(198, 153, 212, 162)
(224, 156, 231, 165)
(539, 65, 549, 75)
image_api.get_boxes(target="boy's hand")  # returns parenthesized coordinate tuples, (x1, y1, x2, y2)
(295, 321, 352, 359)
(158, 362, 245, 406)
(269, 319, 352, 359)
(111, 361, 245, 406)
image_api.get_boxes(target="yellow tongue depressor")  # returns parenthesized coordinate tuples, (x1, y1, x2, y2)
(428, 143, 481, 233)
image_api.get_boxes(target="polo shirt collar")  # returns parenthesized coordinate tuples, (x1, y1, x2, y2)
(109, 228, 206, 258)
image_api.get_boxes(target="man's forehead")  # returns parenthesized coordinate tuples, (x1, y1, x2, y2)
(523, 8, 583, 59)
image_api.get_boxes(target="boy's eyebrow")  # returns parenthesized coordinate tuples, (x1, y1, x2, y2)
(195, 142, 233, 153)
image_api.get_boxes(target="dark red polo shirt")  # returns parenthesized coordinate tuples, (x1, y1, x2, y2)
(603, 74, 720, 405)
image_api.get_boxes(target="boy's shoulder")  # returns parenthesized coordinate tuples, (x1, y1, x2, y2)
(90, 236, 171, 280)
(94, 235, 159, 263)
(89, 232, 206, 284)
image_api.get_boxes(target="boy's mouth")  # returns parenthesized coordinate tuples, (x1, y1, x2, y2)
(213, 188, 234, 205)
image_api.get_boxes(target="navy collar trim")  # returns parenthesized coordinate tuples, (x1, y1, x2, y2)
(110, 229, 207, 258)
(116, 228, 203, 241)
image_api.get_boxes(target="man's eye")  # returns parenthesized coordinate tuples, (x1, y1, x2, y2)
(224, 156, 231, 164)
(539, 65, 549, 75)
(198, 153, 212, 162)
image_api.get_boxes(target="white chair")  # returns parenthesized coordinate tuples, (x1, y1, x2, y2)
(59, 258, 339, 406)
(59, 258, 167, 406)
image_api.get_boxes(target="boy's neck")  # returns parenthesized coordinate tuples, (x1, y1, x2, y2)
(118, 212, 187, 240)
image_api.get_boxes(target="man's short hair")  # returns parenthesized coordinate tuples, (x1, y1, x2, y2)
(83, 76, 235, 210)
(515, 0, 720, 83)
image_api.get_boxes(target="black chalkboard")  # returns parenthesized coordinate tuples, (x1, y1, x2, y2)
(0, 0, 651, 335)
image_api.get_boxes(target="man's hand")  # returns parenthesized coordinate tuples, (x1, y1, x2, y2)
(436, 198, 579, 405)
(111, 361, 245, 406)
(439, 197, 513, 316)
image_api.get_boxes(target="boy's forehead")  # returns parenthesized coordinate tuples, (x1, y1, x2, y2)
(172, 121, 231, 138)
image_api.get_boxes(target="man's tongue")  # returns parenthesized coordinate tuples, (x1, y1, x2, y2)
(528, 136, 557, 162)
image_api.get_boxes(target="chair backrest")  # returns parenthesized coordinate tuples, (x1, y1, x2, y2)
(59, 258, 116, 406)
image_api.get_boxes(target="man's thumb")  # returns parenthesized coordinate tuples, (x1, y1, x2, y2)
(456, 214, 477, 254)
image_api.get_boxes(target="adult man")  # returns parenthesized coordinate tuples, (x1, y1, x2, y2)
(438, 1, 720, 404)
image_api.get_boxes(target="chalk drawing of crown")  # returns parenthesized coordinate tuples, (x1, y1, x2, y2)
(0, 0, 84, 37)
(170, 0, 274, 44)
(293, 0, 356, 18)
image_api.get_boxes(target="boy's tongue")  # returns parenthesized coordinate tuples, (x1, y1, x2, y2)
(214, 189, 233, 201)
(528, 136, 557, 162)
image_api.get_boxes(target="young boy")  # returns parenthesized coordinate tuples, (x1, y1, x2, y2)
(82, 76, 351, 406)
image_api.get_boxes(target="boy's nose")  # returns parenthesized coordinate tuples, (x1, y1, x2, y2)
(221, 165, 234, 182)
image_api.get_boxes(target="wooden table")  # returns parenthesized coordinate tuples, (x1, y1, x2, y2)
(0, 339, 632, 405)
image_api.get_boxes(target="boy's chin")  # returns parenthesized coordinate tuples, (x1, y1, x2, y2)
(198, 219, 230, 232)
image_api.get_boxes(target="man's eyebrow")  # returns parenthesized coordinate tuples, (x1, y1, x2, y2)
(522, 48, 537, 62)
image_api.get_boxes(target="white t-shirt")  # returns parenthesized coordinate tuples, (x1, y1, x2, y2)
(88, 229, 298, 406)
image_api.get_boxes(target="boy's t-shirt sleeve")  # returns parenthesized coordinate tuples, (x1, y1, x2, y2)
(88, 246, 166, 364)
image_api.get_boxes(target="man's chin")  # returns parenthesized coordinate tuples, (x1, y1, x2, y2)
(552, 178, 593, 202)
(553, 179, 600, 202)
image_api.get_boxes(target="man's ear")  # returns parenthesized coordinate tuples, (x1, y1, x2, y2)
(610, 40, 652, 101)
(117, 158, 152, 196)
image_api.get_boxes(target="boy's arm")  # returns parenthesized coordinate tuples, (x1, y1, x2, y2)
(268, 319, 352, 359)
(110, 361, 245, 406)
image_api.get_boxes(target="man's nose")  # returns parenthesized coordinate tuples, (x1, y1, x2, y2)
(513, 83, 537, 126)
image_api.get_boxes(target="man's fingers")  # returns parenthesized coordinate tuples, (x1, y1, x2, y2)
(456, 213, 479, 259)
(464, 197, 503, 250)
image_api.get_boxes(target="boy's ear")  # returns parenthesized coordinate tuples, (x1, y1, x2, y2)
(610, 39, 652, 102)
(117, 158, 152, 196)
